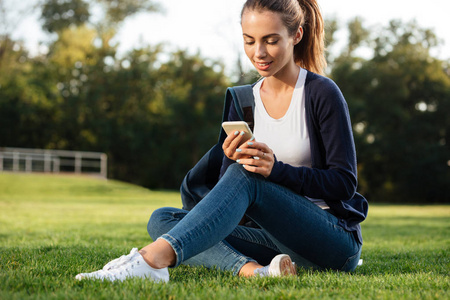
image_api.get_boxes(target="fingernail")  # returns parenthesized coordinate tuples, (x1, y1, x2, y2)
(250, 136, 255, 141)
(253, 156, 260, 160)
(234, 131, 239, 135)
(247, 142, 254, 146)
(240, 131, 245, 136)
(236, 149, 242, 153)
(236, 159, 241, 163)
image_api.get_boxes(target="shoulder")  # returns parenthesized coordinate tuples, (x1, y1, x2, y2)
(305, 71, 342, 98)
(304, 70, 347, 111)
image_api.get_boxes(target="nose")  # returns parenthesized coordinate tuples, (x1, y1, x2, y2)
(255, 43, 266, 59)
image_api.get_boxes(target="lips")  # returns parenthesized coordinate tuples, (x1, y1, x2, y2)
(255, 61, 272, 71)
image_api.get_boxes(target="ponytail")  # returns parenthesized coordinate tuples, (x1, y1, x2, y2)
(241, 0, 326, 75)
(295, 0, 326, 75)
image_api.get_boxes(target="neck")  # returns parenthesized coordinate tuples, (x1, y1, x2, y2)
(264, 63, 300, 92)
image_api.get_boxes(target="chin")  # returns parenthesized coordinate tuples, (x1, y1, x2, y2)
(254, 67, 273, 78)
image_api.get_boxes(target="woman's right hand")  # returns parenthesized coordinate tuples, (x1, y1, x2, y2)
(222, 131, 253, 161)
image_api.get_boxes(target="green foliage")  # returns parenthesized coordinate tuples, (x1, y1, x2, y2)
(330, 19, 450, 203)
(2, 3, 229, 188)
(94, 0, 162, 24)
(73, 46, 227, 188)
(346, 17, 369, 55)
(137, 50, 228, 187)
(0, 173, 449, 299)
(41, 0, 91, 33)
(48, 25, 98, 68)
(40, 0, 161, 33)
(0, 38, 62, 148)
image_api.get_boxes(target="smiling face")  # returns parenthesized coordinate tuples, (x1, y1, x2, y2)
(241, 9, 302, 79)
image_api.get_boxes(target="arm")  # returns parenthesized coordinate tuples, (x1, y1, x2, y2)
(268, 76, 358, 201)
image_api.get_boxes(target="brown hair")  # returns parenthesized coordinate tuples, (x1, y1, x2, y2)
(241, 0, 326, 75)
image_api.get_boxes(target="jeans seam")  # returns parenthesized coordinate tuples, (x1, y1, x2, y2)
(229, 229, 281, 253)
(218, 241, 256, 275)
(340, 246, 362, 272)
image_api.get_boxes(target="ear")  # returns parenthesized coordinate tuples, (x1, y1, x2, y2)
(294, 26, 303, 45)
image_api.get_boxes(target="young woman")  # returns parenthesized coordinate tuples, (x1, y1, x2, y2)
(76, 0, 368, 282)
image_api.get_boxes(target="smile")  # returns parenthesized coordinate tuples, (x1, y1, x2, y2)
(255, 61, 272, 71)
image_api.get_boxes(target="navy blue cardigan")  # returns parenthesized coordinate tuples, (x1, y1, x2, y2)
(220, 71, 368, 244)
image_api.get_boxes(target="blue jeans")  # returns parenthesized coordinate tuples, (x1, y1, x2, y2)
(148, 163, 362, 275)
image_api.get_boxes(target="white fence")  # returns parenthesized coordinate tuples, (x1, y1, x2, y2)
(0, 147, 107, 178)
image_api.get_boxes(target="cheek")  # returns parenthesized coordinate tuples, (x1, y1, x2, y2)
(244, 46, 254, 60)
(266, 48, 283, 62)
(273, 46, 292, 63)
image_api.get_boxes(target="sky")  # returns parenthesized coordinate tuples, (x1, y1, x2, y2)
(7, 0, 450, 74)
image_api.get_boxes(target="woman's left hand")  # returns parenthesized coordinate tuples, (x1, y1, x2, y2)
(236, 140, 274, 178)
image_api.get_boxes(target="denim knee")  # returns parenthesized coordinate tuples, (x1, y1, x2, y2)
(224, 163, 258, 182)
(147, 207, 174, 241)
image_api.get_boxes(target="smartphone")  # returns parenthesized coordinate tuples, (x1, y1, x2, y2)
(222, 121, 253, 146)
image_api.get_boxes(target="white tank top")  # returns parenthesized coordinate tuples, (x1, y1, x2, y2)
(253, 68, 310, 168)
(253, 68, 330, 209)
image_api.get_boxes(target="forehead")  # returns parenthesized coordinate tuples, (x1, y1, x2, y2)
(241, 9, 288, 37)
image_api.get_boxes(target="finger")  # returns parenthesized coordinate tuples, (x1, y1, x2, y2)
(236, 148, 259, 158)
(231, 131, 250, 149)
(237, 157, 262, 166)
(247, 141, 270, 152)
(223, 131, 247, 159)
(242, 149, 271, 160)
(242, 164, 270, 177)
(222, 131, 240, 149)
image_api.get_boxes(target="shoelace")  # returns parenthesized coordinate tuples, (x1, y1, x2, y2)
(106, 259, 141, 279)
(103, 248, 139, 271)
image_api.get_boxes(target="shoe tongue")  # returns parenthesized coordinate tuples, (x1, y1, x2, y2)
(103, 248, 139, 270)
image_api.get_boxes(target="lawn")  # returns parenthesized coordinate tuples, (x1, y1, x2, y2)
(0, 172, 448, 299)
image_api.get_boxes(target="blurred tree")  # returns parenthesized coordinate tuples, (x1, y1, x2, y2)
(331, 19, 450, 203)
(49, 25, 97, 69)
(46, 41, 228, 188)
(94, 0, 161, 25)
(324, 17, 338, 65)
(129, 50, 229, 188)
(39, 0, 161, 55)
(233, 51, 260, 86)
(40, 0, 161, 32)
(0, 0, 35, 66)
(41, 0, 90, 33)
(0, 39, 62, 148)
(346, 17, 369, 55)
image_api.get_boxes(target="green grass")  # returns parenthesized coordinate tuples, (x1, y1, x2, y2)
(0, 172, 448, 299)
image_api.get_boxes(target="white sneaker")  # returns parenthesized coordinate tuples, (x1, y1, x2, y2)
(254, 254, 297, 277)
(102, 248, 139, 271)
(75, 248, 169, 282)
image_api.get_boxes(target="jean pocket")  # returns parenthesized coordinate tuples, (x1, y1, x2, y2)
(340, 247, 362, 272)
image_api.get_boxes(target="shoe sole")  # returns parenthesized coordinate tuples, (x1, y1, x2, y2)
(270, 254, 297, 276)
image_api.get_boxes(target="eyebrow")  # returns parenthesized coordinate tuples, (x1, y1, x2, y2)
(242, 33, 281, 39)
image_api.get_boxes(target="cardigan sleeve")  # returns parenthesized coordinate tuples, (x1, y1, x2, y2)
(268, 75, 358, 201)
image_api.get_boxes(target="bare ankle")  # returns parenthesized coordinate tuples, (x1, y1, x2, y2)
(139, 249, 160, 269)
(139, 239, 176, 269)
(239, 262, 263, 277)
